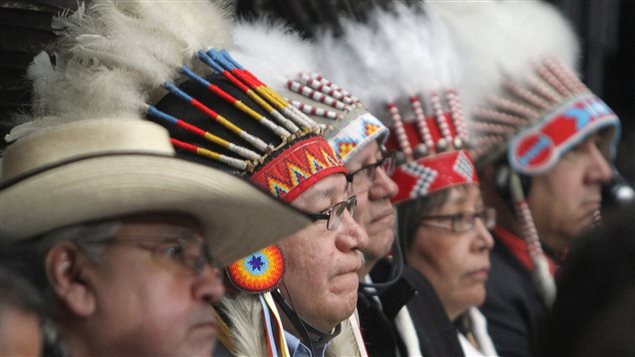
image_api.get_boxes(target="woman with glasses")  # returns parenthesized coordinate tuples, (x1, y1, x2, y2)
(396, 183, 497, 356)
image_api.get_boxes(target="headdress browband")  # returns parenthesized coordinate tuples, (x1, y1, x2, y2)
(470, 58, 620, 175)
(146, 48, 345, 202)
(386, 88, 479, 204)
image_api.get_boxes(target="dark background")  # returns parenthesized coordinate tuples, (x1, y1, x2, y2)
(1, 0, 633, 185)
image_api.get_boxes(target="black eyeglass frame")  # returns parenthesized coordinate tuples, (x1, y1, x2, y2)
(419, 207, 497, 233)
(345, 150, 397, 193)
(307, 195, 357, 231)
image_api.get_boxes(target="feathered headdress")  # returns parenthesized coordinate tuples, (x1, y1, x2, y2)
(430, 1, 621, 307)
(429, 1, 620, 172)
(314, 2, 478, 204)
(230, 19, 389, 164)
(11, 0, 345, 204)
(9, 1, 351, 355)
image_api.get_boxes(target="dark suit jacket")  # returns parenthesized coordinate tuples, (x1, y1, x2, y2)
(358, 259, 464, 357)
(480, 232, 548, 357)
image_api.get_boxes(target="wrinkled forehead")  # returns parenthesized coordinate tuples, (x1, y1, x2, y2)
(291, 173, 347, 211)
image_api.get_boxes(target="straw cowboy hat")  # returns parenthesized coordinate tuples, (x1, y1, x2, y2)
(0, 118, 310, 265)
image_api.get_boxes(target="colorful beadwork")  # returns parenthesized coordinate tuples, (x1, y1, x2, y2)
(226, 245, 286, 294)
(329, 112, 388, 163)
(508, 93, 619, 175)
(471, 59, 621, 169)
(386, 106, 478, 204)
(250, 136, 346, 202)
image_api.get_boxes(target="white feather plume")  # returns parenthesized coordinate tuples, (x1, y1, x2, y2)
(428, 0, 580, 116)
(230, 19, 316, 93)
(7, 0, 232, 143)
(314, 2, 465, 121)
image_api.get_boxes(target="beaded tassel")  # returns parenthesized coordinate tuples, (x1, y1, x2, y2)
(545, 58, 587, 94)
(162, 82, 271, 152)
(180, 66, 290, 138)
(473, 108, 527, 128)
(409, 96, 434, 151)
(536, 63, 571, 97)
(528, 77, 561, 104)
(431, 92, 452, 151)
(308, 72, 360, 104)
(198, 51, 301, 133)
(171, 139, 249, 170)
(446, 89, 469, 145)
(147, 105, 260, 161)
(287, 99, 339, 120)
(298, 73, 354, 105)
(471, 122, 517, 135)
(387, 102, 413, 159)
(504, 81, 552, 111)
(487, 96, 539, 119)
(510, 172, 556, 307)
(287, 80, 347, 110)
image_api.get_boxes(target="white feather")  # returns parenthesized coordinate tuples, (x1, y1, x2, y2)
(428, 0, 580, 116)
(314, 2, 465, 122)
(231, 19, 316, 93)
(7, 0, 233, 143)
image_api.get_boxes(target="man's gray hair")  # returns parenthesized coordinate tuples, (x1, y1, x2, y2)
(33, 221, 122, 260)
(3, 220, 121, 357)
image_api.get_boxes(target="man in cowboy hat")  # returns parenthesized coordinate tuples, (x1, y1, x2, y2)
(0, 118, 309, 356)
(11, 1, 369, 355)
(0, 1, 313, 355)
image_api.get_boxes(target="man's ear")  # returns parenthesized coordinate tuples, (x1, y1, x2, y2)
(45, 242, 97, 318)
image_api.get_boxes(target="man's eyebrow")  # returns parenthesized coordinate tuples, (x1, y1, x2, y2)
(307, 181, 347, 201)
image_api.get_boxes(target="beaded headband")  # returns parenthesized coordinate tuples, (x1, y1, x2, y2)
(385, 91, 478, 204)
(312, 3, 479, 204)
(470, 58, 620, 175)
(149, 49, 346, 203)
(231, 21, 390, 164)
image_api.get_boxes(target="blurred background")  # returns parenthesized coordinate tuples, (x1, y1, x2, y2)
(1, 0, 633, 187)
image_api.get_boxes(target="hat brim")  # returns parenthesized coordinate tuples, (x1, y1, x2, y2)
(1, 153, 311, 266)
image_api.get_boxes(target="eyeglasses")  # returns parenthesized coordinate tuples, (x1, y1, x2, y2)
(307, 195, 357, 231)
(345, 151, 396, 194)
(102, 234, 218, 276)
(420, 207, 497, 233)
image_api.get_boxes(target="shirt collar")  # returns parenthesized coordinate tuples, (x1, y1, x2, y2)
(284, 330, 328, 357)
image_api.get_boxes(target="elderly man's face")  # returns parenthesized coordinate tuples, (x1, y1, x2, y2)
(345, 141, 398, 271)
(55, 214, 224, 356)
(527, 132, 613, 253)
(279, 174, 368, 332)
